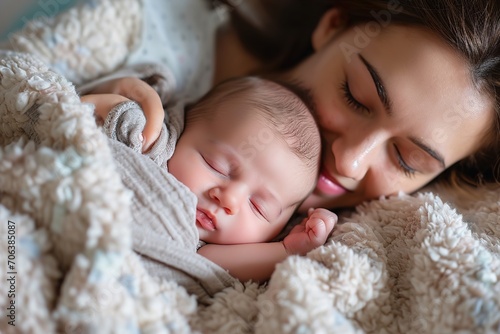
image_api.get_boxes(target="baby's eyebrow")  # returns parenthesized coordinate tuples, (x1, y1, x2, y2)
(209, 139, 243, 166)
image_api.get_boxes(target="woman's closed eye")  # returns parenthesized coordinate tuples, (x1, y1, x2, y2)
(393, 144, 417, 178)
(341, 79, 371, 115)
(340, 79, 418, 178)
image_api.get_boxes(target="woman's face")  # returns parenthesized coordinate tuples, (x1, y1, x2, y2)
(290, 14, 493, 211)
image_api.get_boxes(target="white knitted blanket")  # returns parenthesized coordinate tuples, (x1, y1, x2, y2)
(1, 0, 499, 333)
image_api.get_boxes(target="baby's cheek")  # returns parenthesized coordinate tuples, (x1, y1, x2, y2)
(168, 149, 190, 180)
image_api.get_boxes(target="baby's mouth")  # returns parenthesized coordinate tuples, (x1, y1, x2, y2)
(196, 208, 216, 231)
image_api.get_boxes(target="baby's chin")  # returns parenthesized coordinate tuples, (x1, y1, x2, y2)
(198, 231, 280, 245)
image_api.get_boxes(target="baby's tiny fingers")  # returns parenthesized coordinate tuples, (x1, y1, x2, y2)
(306, 217, 328, 244)
(324, 215, 336, 234)
(310, 209, 337, 231)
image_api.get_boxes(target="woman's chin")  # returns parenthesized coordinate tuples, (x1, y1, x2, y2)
(299, 192, 363, 213)
(298, 193, 335, 213)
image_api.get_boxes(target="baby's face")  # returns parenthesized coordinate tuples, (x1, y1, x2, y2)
(168, 106, 317, 244)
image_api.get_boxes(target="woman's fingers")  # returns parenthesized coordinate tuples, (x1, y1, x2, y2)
(81, 94, 131, 121)
(89, 77, 165, 151)
(137, 92, 164, 152)
(110, 78, 164, 151)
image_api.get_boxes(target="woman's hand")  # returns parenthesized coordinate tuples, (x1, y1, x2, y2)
(81, 93, 130, 122)
(282, 208, 337, 256)
(87, 77, 165, 151)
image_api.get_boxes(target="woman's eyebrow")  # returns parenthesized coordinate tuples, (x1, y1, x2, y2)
(409, 136, 446, 168)
(358, 53, 393, 116)
(357, 54, 446, 168)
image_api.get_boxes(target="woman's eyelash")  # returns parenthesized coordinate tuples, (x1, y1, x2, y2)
(341, 80, 370, 113)
(340, 80, 415, 178)
(393, 144, 416, 178)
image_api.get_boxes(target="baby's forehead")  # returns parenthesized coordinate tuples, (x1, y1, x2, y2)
(216, 96, 319, 163)
(213, 93, 313, 134)
(201, 79, 321, 170)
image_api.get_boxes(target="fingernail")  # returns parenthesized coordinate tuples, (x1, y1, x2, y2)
(139, 134, 147, 152)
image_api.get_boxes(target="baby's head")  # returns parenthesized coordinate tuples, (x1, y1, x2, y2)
(168, 77, 321, 244)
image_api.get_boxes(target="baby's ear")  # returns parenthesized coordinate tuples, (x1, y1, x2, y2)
(311, 8, 347, 51)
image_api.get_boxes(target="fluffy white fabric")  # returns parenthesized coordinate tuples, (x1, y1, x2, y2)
(0, 50, 200, 333)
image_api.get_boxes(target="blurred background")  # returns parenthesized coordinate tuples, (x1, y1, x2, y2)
(0, 0, 78, 42)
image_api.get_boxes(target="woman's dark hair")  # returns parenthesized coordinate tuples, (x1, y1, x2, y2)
(213, 0, 500, 187)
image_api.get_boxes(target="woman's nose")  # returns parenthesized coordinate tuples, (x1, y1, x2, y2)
(331, 132, 383, 180)
(208, 183, 246, 215)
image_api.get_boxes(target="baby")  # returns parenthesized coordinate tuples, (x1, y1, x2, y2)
(82, 76, 336, 282)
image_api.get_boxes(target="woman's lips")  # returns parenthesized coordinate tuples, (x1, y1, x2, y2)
(316, 168, 349, 196)
(196, 209, 216, 231)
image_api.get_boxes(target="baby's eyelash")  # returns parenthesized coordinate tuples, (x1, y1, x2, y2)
(202, 155, 228, 176)
(250, 199, 269, 222)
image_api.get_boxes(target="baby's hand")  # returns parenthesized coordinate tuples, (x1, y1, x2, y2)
(86, 77, 164, 152)
(282, 208, 337, 256)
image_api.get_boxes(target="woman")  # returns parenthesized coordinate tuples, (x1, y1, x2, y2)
(91, 0, 500, 211)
